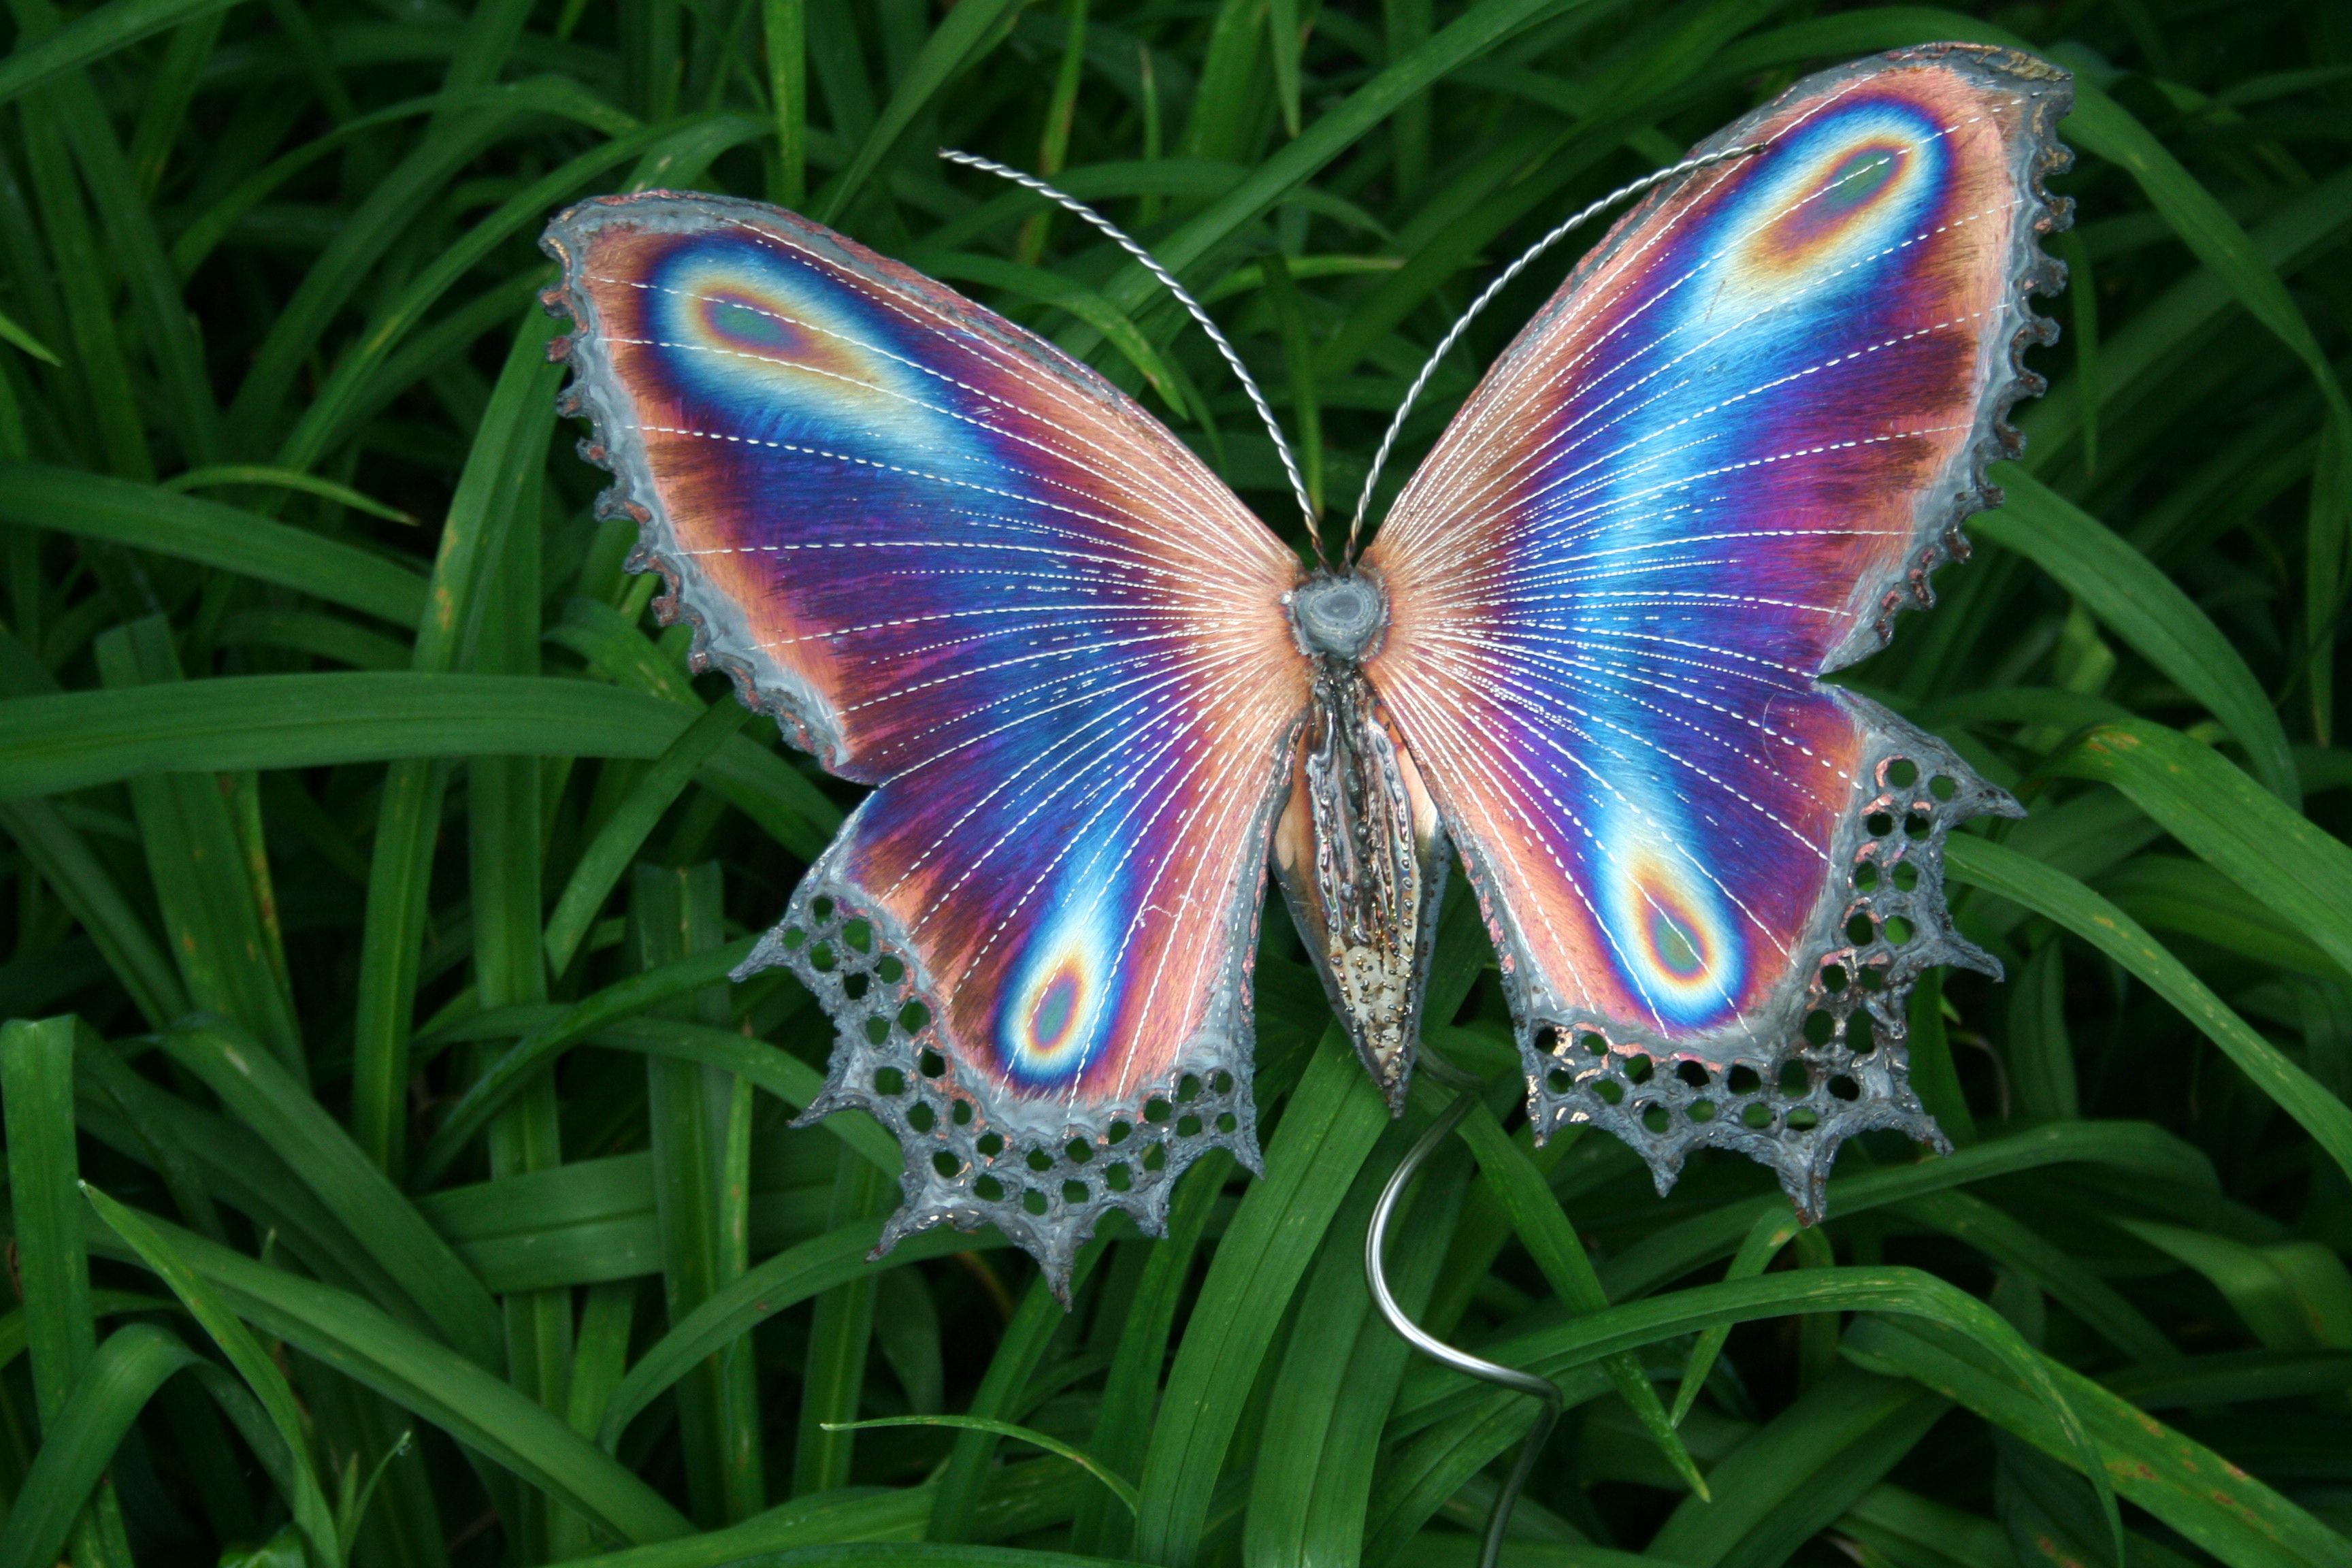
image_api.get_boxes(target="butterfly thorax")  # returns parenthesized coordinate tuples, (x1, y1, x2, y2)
(1289, 570, 1387, 660)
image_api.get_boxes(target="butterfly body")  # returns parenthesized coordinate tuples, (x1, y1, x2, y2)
(542, 43, 2072, 1290)
(1275, 647, 1448, 1107)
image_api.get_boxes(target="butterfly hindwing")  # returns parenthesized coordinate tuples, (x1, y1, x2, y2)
(1362, 45, 2070, 1210)
(542, 195, 1309, 1282)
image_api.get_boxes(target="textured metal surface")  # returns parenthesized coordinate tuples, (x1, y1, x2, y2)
(1518, 706, 2020, 1216)
(736, 862, 1267, 1293)
(1275, 655, 1448, 1109)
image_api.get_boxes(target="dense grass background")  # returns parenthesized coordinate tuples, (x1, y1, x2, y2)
(1, 3, 2350, 1568)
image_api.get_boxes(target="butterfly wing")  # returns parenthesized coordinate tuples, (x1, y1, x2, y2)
(1360, 44, 2070, 1211)
(541, 193, 1308, 1282)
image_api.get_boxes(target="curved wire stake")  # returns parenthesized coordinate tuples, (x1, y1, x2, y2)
(938, 148, 1327, 563)
(1345, 140, 1768, 561)
(1367, 1080, 1562, 1568)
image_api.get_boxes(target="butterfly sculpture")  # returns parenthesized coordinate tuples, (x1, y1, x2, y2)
(540, 44, 2072, 1290)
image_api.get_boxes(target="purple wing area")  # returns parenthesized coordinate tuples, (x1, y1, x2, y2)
(1363, 46, 2072, 1210)
(541, 193, 1309, 1281)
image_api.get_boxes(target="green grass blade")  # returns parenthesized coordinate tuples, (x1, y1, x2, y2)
(0, 672, 834, 845)
(2045, 719, 2352, 980)
(1601, 1120, 2215, 1301)
(635, 862, 766, 1523)
(1897, 1191, 2177, 1366)
(815, 0, 1023, 224)
(1260, 253, 1324, 519)
(765, 0, 808, 206)
(162, 465, 416, 525)
(598, 1220, 1009, 1450)
(79, 1197, 343, 1568)
(18, 7, 220, 464)
(1182, 0, 1277, 164)
(74, 1054, 422, 1308)
(224, 99, 572, 450)
(930, 1249, 1106, 1540)
(89, 1207, 696, 1544)
(1646, 1365, 1948, 1568)
(1245, 1116, 1469, 1568)
(1, 1015, 99, 1423)
(0, 1013, 132, 1568)
(276, 115, 698, 474)
(123, 3, 223, 197)
(416, 938, 758, 1184)
(2029, 166, 2352, 477)
(466, 451, 572, 1554)
(0, 303, 60, 364)
(574, 1016, 895, 1173)
(839, 1415, 1141, 1514)
(1976, 468, 2300, 805)
(165, 88, 459, 278)
(2112, 1220, 2352, 1352)
(563, 1278, 638, 1446)
(1106, 0, 1596, 316)
(74, 1041, 223, 1241)
(1671, 1206, 1796, 1427)
(0, 462, 427, 627)
(1134, 1029, 1390, 1565)
(1365, 1361, 1617, 1563)
(1944, 833, 2352, 1184)
(215, 608, 412, 672)
(1070, 1152, 1228, 1558)
(2306, 419, 2347, 744)
(545, 700, 749, 973)
(346, 753, 448, 1173)
(796, 1149, 887, 1501)
(0, 1322, 223, 1568)
(2064, 79, 2352, 431)
(432, 0, 536, 105)
(0, 0, 246, 109)
(349, 310, 560, 1173)
(553, 595, 701, 706)
(0, 799, 188, 1026)
(2005, 939, 2076, 1121)
(14, 81, 147, 477)
(2097, 851, 2333, 973)
(1446, 1265, 2115, 1556)
(1847, 1313, 2347, 1568)
(95, 619, 306, 1076)
(2102, 1350, 2352, 1410)
(1451, 1101, 1708, 1496)
(158, 1017, 505, 1368)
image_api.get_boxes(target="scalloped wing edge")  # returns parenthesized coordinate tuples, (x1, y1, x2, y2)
(1503, 698, 2023, 1220)
(544, 191, 887, 770)
(730, 773, 1288, 1298)
(1808, 44, 2075, 670)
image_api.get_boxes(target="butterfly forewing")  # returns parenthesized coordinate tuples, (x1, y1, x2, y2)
(542, 195, 1308, 1284)
(1361, 45, 2072, 1211)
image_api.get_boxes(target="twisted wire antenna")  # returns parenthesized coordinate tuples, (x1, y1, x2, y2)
(938, 148, 1326, 563)
(1367, 1071, 1563, 1568)
(1345, 140, 1768, 561)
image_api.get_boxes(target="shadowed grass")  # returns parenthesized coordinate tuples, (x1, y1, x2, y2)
(1, 4, 2349, 1568)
